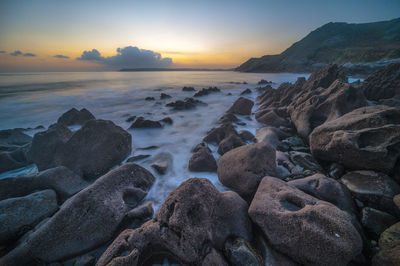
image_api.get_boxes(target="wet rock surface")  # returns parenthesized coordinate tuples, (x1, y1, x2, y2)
(227, 97, 254, 115)
(0, 163, 155, 265)
(218, 142, 276, 201)
(249, 176, 362, 266)
(57, 108, 95, 126)
(97, 178, 252, 266)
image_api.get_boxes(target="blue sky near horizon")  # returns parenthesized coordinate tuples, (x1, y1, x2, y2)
(0, 0, 399, 71)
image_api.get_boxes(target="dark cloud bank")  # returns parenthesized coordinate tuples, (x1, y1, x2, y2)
(77, 46, 173, 68)
(54, 54, 70, 59)
(10, 50, 36, 57)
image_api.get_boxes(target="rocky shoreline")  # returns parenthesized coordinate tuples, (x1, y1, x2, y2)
(0, 63, 400, 265)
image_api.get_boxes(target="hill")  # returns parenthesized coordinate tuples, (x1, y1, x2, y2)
(236, 18, 400, 73)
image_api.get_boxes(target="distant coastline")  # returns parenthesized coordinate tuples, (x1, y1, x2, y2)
(119, 68, 232, 72)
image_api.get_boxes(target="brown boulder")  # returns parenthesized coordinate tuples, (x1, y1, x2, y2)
(218, 142, 276, 201)
(0, 163, 155, 265)
(372, 222, 400, 266)
(188, 144, 217, 172)
(217, 133, 245, 155)
(227, 97, 254, 115)
(58, 119, 132, 179)
(248, 176, 362, 266)
(362, 63, 400, 101)
(310, 105, 400, 173)
(97, 178, 252, 266)
(340, 170, 400, 216)
(57, 108, 95, 126)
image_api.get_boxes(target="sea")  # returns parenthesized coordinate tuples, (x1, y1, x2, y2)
(0, 70, 312, 210)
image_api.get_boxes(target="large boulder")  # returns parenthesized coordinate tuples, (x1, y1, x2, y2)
(289, 79, 367, 140)
(57, 108, 95, 126)
(27, 124, 73, 171)
(227, 97, 254, 115)
(256, 109, 291, 128)
(58, 119, 132, 179)
(218, 142, 276, 201)
(188, 144, 217, 172)
(362, 63, 400, 101)
(0, 129, 32, 150)
(203, 123, 238, 144)
(0, 163, 155, 265)
(248, 176, 362, 266)
(217, 133, 245, 155)
(0, 189, 58, 245)
(97, 178, 252, 266)
(310, 105, 400, 173)
(0, 166, 89, 202)
(288, 173, 357, 215)
(341, 170, 400, 216)
(0, 146, 31, 173)
(372, 222, 400, 266)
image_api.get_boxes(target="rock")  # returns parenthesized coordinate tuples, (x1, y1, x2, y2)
(204, 123, 238, 144)
(255, 127, 280, 148)
(125, 115, 136, 122)
(394, 194, 400, 210)
(275, 151, 303, 179)
(188, 145, 217, 172)
(57, 108, 95, 126)
(129, 117, 162, 128)
(362, 63, 400, 101)
(72, 255, 95, 266)
(160, 93, 172, 99)
(182, 86, 195, 91)
(166, 97, 206, 110)
(194, 86, 220, 97)
(218, 142, 276, 201)
(372, 222, 400, 266)
(238, 130, 255, 142)
(310, 105, 400, 173)
(328, 162, 345, 179)
(0, 146, 31, 173)
(289, 79, 367, 140)
(126, 154, 151, 162)
(151, 162, 168, 175)
(202, 249, 229, 266)
(280, 136, 308, 152)
(302, 64, 347, 92)
(145, 97, 155, 101)
(0, 128, 32, 150)
(248, 176, 362, 266)
(288, 151, 324, 175)
(27, 124, 73, 171)
(217, 134, 245, 155)
(341, 170, 400, 216)
(0, 166, 89, 202)
(361, 207, 397, 240)
(0, 189, 58, 245)
(58, 120, 132, 179)
(96, 178, 252, 265)
(257, 109, 291, 128)
(258, 79, 272, 85)
(288, 174, 357, 215)
(240, 88, 252, 95)
(219, 113, 239, 124)
(227, 97, 254, 115)
(224, 238, 262, 266)
(160, 117, 173, 124)
(0, 163, 155, 265)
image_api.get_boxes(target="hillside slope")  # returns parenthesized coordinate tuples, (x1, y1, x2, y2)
(236, 18, 400, 73)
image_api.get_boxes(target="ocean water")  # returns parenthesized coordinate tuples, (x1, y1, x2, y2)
(0, 71, 308, 210)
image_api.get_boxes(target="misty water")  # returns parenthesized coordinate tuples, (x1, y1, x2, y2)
(0, 71, 309, 210)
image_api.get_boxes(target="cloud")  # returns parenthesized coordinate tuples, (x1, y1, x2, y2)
(77, 49, 103, 61)
(77, 46, 173, 68)
(23, 53, 36, 57)
(10, 50, 22, 56)
(54, 54, 70, 59)
(0, 51, 5, 54)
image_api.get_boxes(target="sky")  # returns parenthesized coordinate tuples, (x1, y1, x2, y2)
(0, 0, 399, 72)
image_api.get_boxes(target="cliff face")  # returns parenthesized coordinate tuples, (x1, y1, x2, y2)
(236, 18, 400, 73)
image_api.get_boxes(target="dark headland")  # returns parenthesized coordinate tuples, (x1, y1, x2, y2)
(236, 17, 400, 76)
